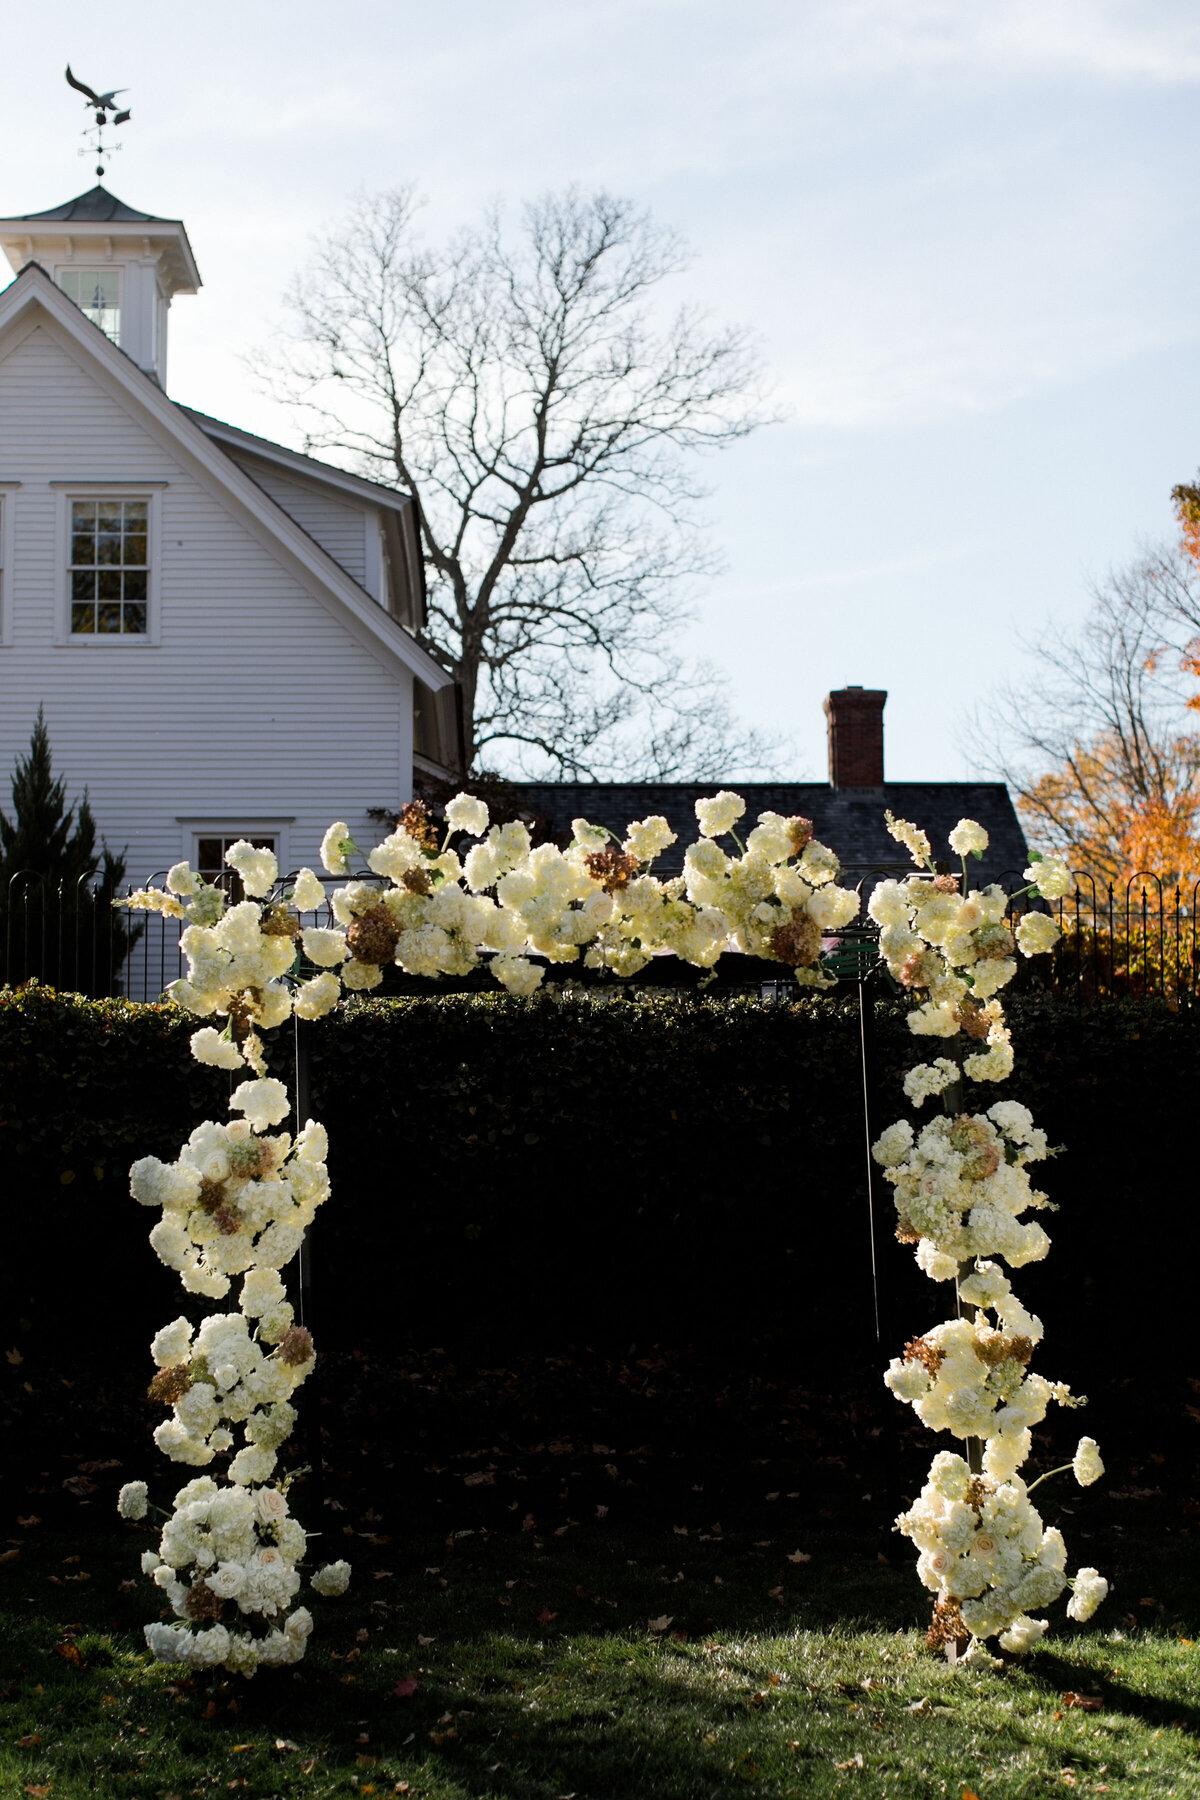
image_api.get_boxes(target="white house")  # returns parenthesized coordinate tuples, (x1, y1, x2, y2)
(0, 182, 457, 891)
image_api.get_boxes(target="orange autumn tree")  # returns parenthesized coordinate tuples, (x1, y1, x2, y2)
(987, 551, 1200, 892)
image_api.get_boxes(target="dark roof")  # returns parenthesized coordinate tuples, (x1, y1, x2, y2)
(501, 781, 1029, 889)
(10, 184, 175, 225)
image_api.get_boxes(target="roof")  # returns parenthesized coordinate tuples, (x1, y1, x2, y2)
(179, 406, 418, 516)
(498, 780, 1029, 889)
(9, 184, 173, 225)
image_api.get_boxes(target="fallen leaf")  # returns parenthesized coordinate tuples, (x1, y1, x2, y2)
(16, 1517, 40, 1528)
(16, 1734, 43, 1748)
(0, 1549, 19, 1564)
(768, 1585, 785, 1601)
(24, 1787, 53, 1798)
(1060, 1692, 1103, 1712)
(595, 1505, 608, 1519)
(834, 1752, 864, 1771)
(229, 1743, 255, 1753)
(5, 1348, 22, 1365)
(61, 1476, 98, 1497)
(648, 1615, 673, 1632)
(77, 1459, 121, 1474)
(356, 1754, 378, 1767)
(786, 1550, 811, 1564)
(417, 1635, 434, 1646)
(536, 1607, 558, 1624)
(274, 1739, 297, 1751)
(429, 1728, 458, 1745)
(765, 1491, 780, 1502)
(393, 1677, 419, 1698)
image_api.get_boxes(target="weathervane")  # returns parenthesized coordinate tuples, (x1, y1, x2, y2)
(65, 65, 131, 180)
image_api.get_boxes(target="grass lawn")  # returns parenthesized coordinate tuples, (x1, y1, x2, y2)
(3, 1350, 1199, 1799)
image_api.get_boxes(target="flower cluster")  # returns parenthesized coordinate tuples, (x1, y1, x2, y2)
(123, 797, 858, 1073)
(123, 1075, 345, 1676)
(871, 820, 1105, 1661)
(119, 792, 859, 1679)
(134, 1473, 346, 1674)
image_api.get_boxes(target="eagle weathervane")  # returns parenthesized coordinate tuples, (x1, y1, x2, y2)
(65, 65, 132, 180)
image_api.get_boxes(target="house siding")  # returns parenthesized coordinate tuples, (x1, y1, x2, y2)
(0, 322, 413, 890)
(221, 451, 370, 589)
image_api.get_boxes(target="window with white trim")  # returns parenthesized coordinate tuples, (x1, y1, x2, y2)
(59, 267, 122, 342)
(196, 833, 278, 903)
(69, 498, 149, 636)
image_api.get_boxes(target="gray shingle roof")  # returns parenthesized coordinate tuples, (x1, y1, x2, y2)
(499, 781, 1029, 889)
(10, 184, 174, 224)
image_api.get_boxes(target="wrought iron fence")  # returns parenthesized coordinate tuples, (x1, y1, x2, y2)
(4, 866, 1199, 1005)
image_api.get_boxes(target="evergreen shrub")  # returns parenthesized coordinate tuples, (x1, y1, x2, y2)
(1, 986, 1192, 1380)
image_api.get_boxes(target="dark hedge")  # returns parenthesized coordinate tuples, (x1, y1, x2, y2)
(1, 985, 1192, 1386)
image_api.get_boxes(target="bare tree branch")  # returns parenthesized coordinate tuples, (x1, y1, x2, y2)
(966, 549, 1200, 885)
(253, 186, 784, 777)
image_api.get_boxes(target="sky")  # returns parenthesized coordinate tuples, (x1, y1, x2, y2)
(5, 0, 1200, 781)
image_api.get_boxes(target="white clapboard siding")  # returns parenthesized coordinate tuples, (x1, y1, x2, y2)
(222, 451, 370, 589)
(0, 323, 413, 891)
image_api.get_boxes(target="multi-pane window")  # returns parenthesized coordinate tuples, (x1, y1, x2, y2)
(69, 499, 149, 635)
(197, 835, 278, 903)
(59, 268, 122, 342)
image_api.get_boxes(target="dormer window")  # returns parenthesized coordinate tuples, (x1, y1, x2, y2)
(58, 267, 121, 343)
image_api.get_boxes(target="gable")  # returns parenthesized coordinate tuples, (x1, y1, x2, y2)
(0, 266, 449, 691)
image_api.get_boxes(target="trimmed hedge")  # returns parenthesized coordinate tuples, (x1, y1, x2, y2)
(1, 985, 1193, 1383)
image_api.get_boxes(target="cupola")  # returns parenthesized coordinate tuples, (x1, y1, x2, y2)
(0, 183, 201, 388)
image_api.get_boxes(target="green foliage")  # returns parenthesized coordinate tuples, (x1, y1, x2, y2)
(0, 705, 110, 888)
(2, 984, 1198, 1379)
(0, 710, 135, 993)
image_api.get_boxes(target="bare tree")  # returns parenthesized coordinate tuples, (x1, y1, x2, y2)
(973, 549, 1200, 885)
(257, 187, 782, 778)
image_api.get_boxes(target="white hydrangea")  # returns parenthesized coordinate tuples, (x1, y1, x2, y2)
(492, 954, 545, 996)
(118, 1481, 148, 1520)
(903, 1059, 958, 1107)
(293, 972, 341, 1020)
(224, 840, 279, 899)
(1067, 1568, 1108, 1622)
(229, 1079, 291, 1133)
(311, 1560, 351, 1597)
(624, 815, 677, 862)
(444, 793, 489, 836)
(291, 868, 327, 913)
(948, 819, 989, 858)
(1016, 912, 1060, 958)
(1025, 856, 1072, 900)
(166, 861, 201, 896)
(189, 1027, 245, 1071)
(320, 821, 355, 875)
(694, 791, 745, 839)
(301, 927, 348, 967)
(1072, 1438, 1104, 1487)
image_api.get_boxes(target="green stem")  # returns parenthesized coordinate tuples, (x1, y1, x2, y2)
(1025, 1462, 1072, 1495)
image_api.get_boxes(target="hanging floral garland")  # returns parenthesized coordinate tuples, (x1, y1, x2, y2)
(116, 793, 859, 1675)
(869, 816, 1107, 1665)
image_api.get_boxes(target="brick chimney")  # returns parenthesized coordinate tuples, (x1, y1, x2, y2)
(824, 686, 886, 788)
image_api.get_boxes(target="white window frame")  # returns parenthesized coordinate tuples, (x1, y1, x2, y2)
(54, 484, 164, 647)
(177, 819, 294, 881)
(56, 265, 123, 344)
(0, 483, 16, 648)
